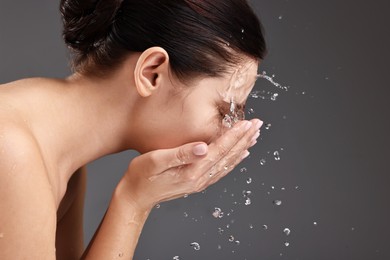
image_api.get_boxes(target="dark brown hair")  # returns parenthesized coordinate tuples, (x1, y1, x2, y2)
(60, 0, 267, 79)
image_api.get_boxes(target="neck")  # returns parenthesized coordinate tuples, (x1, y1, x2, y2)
(29, 67, 139, 197)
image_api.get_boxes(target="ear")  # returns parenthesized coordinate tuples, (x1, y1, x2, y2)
(134, 47, 169, 97)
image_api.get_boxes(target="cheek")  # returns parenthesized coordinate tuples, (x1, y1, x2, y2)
(179, 114, 223, 144)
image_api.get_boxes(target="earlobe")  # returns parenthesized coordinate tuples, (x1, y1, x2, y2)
(134, 47, 169, 97)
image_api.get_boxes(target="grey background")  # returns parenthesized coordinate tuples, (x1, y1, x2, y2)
(1, 0, 389, 259)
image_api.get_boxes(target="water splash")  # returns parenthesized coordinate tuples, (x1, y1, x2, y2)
(246, 177, 252, 184)
(274, 151, 281, 161)
(228, 235, 235, 242)
(271, 93, 279, 101)
(240, 167, 247, 173)
(212, 207, 224, 219)
(283, 228, 291, 236)
(242, 190, 252, 197)
(256, 71, 290, 92)
(260, 158, 266, 165)
(273, 200, 282, 206)
(190, 242, 201, 251)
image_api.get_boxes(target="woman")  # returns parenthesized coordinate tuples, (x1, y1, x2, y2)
(0, 0, 266, 259)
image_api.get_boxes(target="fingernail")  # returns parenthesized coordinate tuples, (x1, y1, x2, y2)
(250, 140, 257, 147)
(250, 131, 260, 143)
(193, 143, 208, 156)
(254, 120, 263, 129)
(242, 121, 252, 131)
(242, 150, 250, 159)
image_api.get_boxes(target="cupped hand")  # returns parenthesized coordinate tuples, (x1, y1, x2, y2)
(118, 119, 263, 211)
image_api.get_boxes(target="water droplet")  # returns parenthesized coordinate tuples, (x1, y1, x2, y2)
(222, 114, 233, 128)
(271, 186, 275, 190)
(242, 190, 252, 197)
(224, 165, 229, 171)
(249, 224, 254, 229)
(265, 123, 272, 130)
(295, 186, 299, 190)
(271, 93, 279, 101)
(212, 207, 224, 218)
(190, 242, 200, 251)
(246, 177, 252, 184)
(274, 151, 281, 161)
(273, 200, 282, 206)
(245, 197, 251, 205)
(235, 240, 240, 245)
(241, 28, 245, 33)
(218, 227, 224, 234)
(248, 108, 255, 114)
(351, 227, 355, 231)
(183, 212, 188, 218)
(173, 256, 180, 260)
(278, 15, 283, 20)
(284, 242, 290, 247)
(240, 167, 247, 173)
(155, 204, 161, 209)
(262, 224, 268, 230)
(260, 159, 266, 165)
(228, 235, 235, 242)
(118, 252, 124, 257)
(183, 194, 189, 198)
(283, 228, 291, 236)
(313, 221, 318, 226)
(217, 244, 222, 250)
(302, 91, 306, 95)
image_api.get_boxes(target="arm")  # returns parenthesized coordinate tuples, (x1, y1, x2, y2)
(0, 130, 57, 260)
(82, 119, 261, 259)
(81, 187, 149, 260)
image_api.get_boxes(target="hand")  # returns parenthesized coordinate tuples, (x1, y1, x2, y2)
(118, 119, 263, 211)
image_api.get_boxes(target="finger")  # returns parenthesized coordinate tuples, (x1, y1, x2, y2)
(146, 142, 209, 173)
(205, 119, 262, 168)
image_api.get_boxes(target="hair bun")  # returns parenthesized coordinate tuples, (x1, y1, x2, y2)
(60, 0, 122, 53)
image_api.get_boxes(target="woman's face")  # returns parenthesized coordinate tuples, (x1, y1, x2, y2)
(134, 59, 259, 153)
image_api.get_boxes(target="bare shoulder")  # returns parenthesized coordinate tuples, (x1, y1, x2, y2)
(0, 122, 57, 259)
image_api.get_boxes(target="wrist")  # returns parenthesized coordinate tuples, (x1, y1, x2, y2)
(113, 178, 153, 214)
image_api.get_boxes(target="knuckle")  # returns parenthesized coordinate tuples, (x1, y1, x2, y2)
(176, 148, 189, 165)
(217, 144, 229, 156)
(147, 152, 160, 169)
